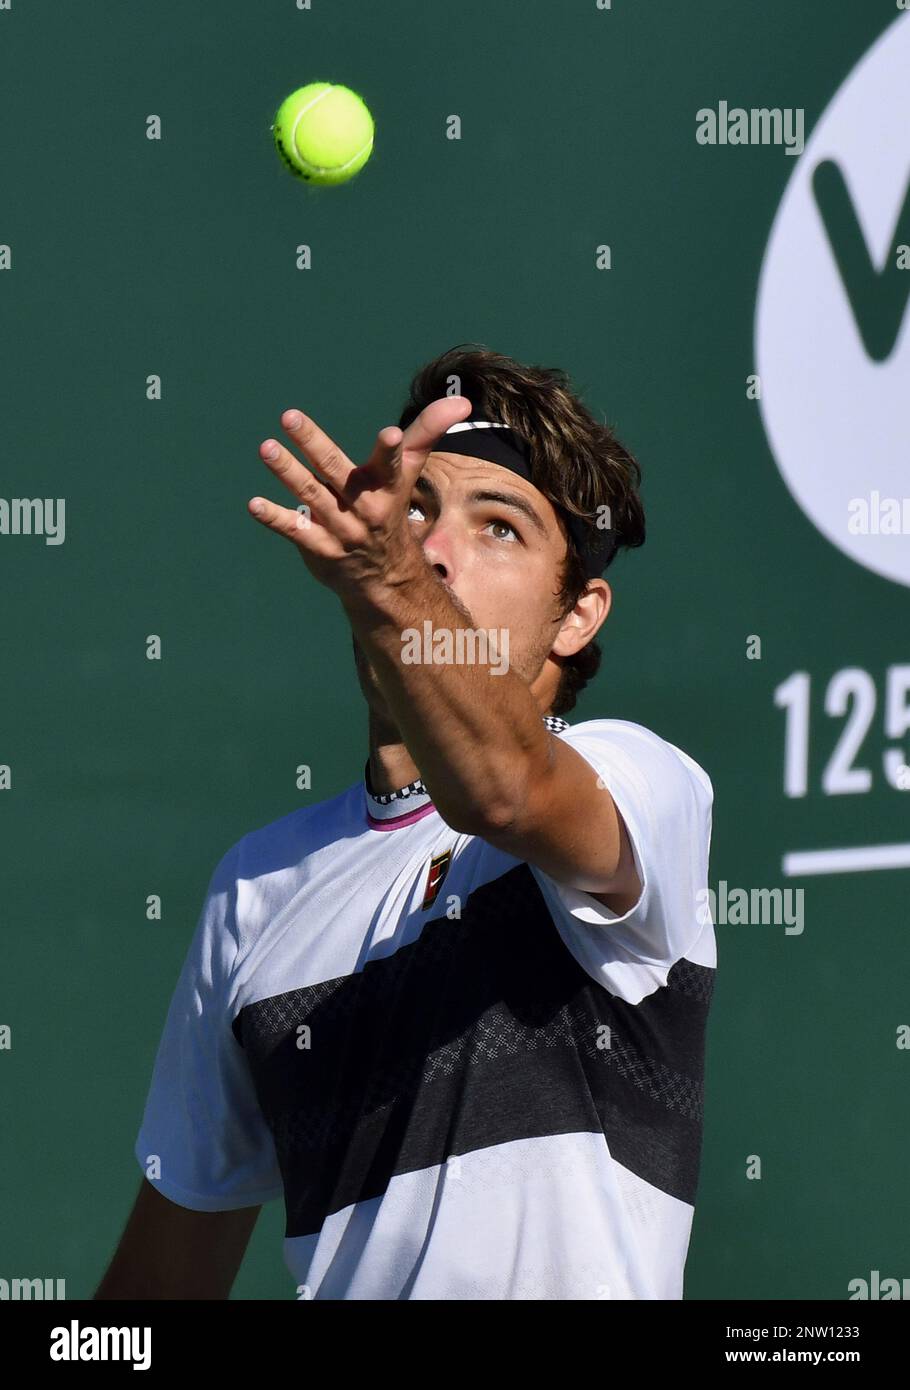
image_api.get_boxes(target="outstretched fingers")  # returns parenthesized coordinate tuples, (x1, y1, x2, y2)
(248, 493, 319, 541)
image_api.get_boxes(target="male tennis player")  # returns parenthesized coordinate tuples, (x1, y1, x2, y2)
(96, 345, 715, 1301)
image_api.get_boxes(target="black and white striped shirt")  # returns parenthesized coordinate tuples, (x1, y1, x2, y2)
(135, 717, 715, 1299)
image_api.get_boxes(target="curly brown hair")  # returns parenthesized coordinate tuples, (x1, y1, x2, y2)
(396, 344, 646, 716)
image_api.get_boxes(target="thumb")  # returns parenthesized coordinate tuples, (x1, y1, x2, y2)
(356, 395, 473, 492)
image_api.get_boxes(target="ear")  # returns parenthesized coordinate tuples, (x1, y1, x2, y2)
(551, 580, 612, 659)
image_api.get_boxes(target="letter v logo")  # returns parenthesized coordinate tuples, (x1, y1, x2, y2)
(813, 160, 910, 361)
(756, 13, 910, 589)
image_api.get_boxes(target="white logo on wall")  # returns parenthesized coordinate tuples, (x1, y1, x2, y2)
(756, 14, 910, 589)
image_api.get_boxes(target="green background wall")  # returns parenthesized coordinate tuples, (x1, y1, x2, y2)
(1, 0, 906, 1299)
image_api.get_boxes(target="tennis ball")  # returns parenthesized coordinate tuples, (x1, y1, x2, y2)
(272, 83, 374, 186)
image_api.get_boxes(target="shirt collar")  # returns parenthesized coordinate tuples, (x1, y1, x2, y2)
(363, 715, 570, 827)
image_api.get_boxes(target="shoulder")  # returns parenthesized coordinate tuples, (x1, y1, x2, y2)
(532, 718, 716, 978)
(559, 717, 714, 805)
(203, 782, 364, 926)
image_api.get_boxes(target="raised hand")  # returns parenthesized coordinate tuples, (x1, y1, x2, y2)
(249, 395, 472, 603)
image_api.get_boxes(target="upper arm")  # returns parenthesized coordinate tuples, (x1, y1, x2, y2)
(478, 735, 641, 899)
(94, 1178, 261, 1300)
(483, 720, 715, 973)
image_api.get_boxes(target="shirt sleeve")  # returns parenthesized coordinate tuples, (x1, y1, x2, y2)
(133, 843, 284, 1211)
(528, 719, 714, 985)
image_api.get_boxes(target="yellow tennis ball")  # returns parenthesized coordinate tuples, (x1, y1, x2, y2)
(272, 82, 374, 186)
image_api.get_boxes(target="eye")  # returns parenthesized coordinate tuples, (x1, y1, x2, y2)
(407, 500, 427, 522)
(484, 518, 519, 542)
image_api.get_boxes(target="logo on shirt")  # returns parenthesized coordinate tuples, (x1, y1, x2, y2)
(421, 850, 453, 911)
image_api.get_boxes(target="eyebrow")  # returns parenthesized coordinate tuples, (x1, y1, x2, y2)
(413, 475, 549, 539)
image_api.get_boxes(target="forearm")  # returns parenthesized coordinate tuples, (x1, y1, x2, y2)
(94, 1181, 259, 1300)
(344, 559, 551, 832)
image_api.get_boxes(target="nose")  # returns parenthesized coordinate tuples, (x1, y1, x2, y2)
(419, 522, 455, 582)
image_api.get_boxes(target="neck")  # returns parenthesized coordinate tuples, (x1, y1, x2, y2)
(364, 702, 563, 799)
(366, 706, 423, 798)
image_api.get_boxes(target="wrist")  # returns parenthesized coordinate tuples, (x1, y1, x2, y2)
(339, 548, 428, 627)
